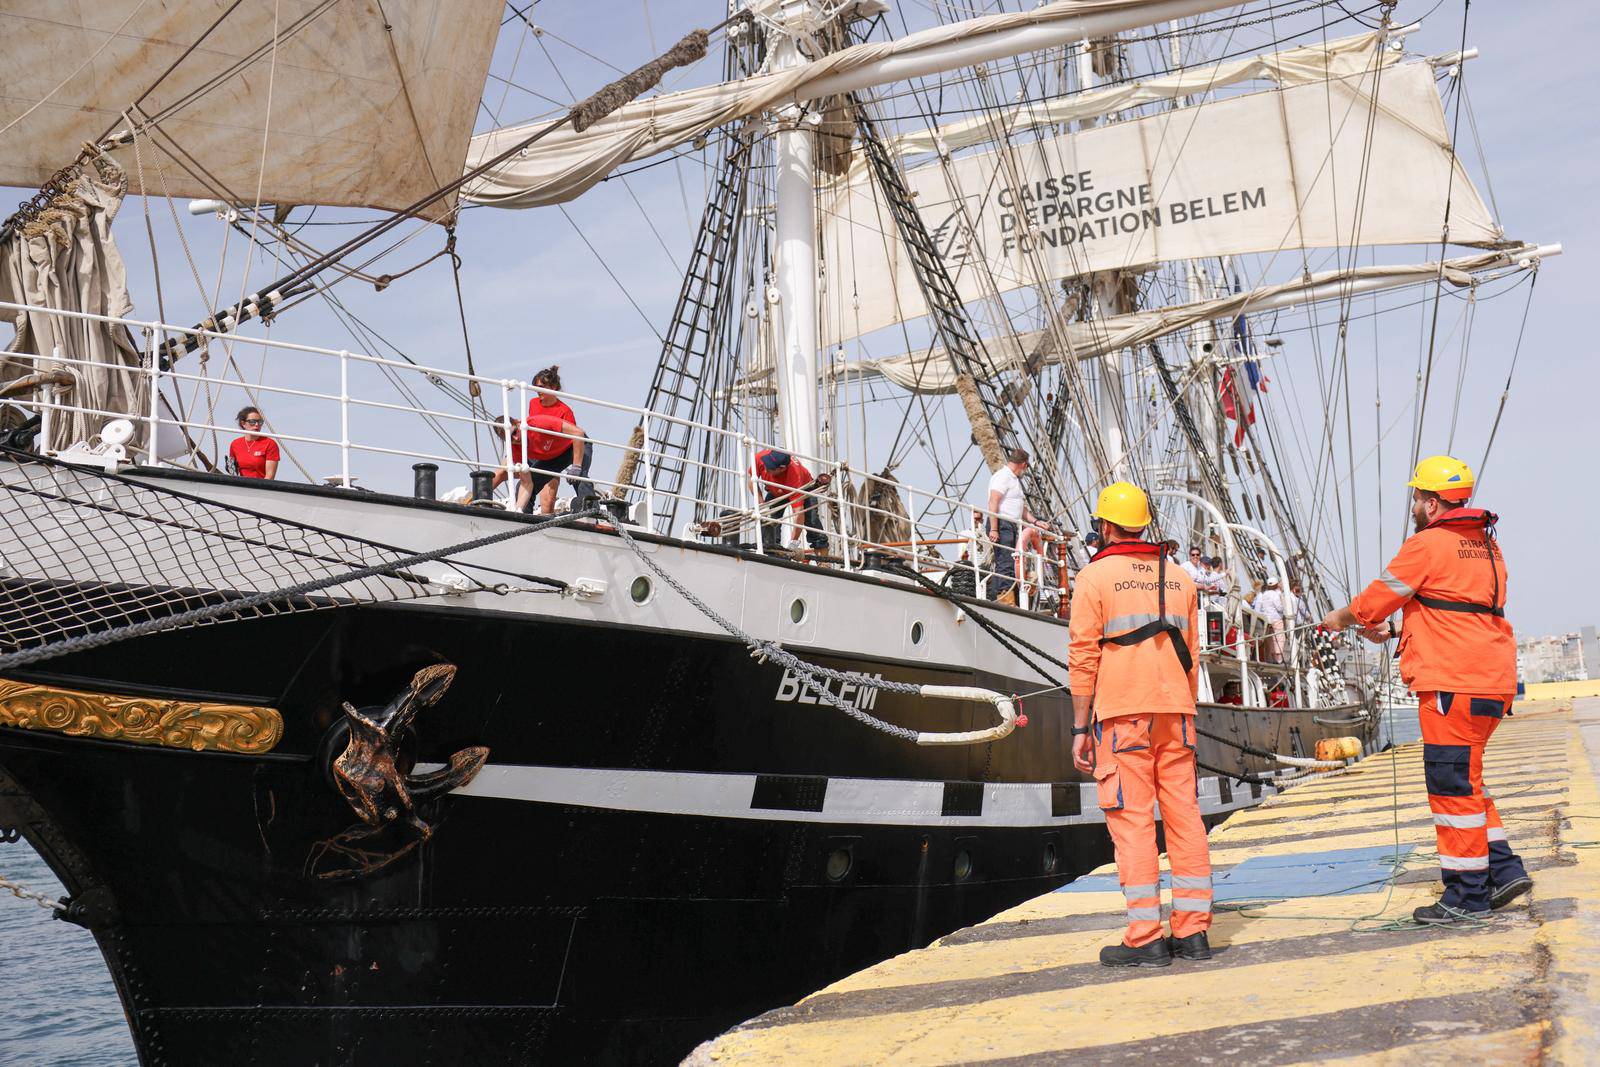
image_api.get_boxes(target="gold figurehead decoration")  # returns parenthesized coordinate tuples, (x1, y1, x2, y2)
(0, 678, 282, 753)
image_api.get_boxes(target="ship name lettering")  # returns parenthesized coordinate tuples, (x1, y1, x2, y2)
(774, 669, 882, 710)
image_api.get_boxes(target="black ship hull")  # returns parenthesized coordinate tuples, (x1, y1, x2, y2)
(0, 471, 1373, 1064)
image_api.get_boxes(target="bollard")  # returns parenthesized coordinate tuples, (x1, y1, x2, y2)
(412, 462, 438, 500)
(468, 470, 495, 502)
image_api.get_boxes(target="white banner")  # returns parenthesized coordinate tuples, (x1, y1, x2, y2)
(821, 62, 1500, 344)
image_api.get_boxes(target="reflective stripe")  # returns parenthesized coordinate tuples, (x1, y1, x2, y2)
(1380, 568, 1416, 597)
(1433, 812, 1487, 829)
(1172, 898, 1211, 913)
(1123, 883, 1159, 901)
(1104, 612, 1189, 637)
(1171, 874, 1213, 891)
(1438, 853, 1490, 871)
(1487, 827, 1509, 843)
(1126, 906, 1162, 920)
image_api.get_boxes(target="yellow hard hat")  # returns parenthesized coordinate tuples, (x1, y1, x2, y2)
(1406, 454, 1475, 501)
(1092, 481, 1153, 530)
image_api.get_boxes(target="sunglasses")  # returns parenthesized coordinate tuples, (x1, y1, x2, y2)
(242, 419, 263, 426)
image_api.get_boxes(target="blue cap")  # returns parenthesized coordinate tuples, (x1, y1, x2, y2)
(760, 450, 792, 470)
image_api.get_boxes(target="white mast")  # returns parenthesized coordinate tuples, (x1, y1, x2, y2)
(769, 2, 824, 461)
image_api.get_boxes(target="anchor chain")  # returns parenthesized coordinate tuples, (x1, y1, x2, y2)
(0, 871, 66, 914)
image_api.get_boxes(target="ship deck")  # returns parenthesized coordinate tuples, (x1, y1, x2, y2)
(686, 698, 1600, 1065)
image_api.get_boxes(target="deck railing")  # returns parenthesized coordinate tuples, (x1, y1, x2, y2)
(0, 299, 1072, 612)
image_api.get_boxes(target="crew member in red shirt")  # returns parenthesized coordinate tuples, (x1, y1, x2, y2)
(227, 406, 279, 479)
(526, 365, 592, 514)
(750, 449, 830, 551)
(490, 416, 534, 511)
(521, 411, 588, 515)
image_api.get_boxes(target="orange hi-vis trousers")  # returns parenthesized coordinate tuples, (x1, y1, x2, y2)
(1093, 713, 1213, 947)
(1419, 691, 1528, 911)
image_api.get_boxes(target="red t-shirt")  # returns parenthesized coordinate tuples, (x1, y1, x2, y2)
(229, 436, 279, 478)
(751, 450, 814, 512)
(524, 413, 574, 461)
(528, 396, 575, 426)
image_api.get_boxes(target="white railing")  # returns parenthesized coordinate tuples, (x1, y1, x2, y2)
(0, 299, 1069, 614)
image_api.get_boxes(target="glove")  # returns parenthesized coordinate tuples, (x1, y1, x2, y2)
(562, 464, 584, 479)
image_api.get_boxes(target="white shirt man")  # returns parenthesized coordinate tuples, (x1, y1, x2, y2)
(1255, 582, 1287, 662)
(1254, 584, 1284, 621)
(984, 449, 1036, 599)
(1181, 548, 1206, 584)
(987, 464, 1026, 524)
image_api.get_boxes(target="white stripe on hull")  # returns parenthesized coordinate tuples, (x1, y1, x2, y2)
(424, 762, 1280, 828)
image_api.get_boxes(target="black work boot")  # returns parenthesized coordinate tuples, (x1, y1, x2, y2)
(1412, 902, 1487, 925)
(1169, 931, 1212, 960)
(1099, 938, 1172, 968)
(1490, 876, 1533, 910)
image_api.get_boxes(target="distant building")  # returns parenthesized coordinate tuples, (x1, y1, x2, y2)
(1518, 625, 1598, 684)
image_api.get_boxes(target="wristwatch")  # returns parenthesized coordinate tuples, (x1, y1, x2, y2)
(1071, 725, 1091, 737)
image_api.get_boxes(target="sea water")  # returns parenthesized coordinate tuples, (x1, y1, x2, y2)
(0, 842, 133, 1065)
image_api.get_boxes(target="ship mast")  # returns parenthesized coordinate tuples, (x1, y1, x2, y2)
(755, 0, 1254, 460)
(768, 2, 825, 462)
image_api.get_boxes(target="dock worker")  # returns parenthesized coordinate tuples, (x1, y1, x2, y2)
(1319, 455, 1531, 924)
(751, 449, 830, 552)
(1069, 481, 1211, 967)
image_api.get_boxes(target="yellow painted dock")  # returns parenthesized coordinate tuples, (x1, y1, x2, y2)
(687, 699, 1600, 1065)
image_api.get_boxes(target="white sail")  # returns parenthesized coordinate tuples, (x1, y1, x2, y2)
(461, 0, 1243, 210)
(822, 59, 1502, 344)
(783, 246, 1551, 395)
(0, 0, 503, 217)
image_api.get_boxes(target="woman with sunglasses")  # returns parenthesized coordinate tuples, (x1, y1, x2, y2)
(227, 406, 279, 480)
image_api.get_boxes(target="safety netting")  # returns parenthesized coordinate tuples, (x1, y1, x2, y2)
(0, 452, 558, 671)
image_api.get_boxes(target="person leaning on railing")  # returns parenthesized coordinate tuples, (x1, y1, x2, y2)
(527, 365, 594, 513)
(750, 449, 829, 552)
(227, 406, 278, 480)
(489, 416, 534, 511)
(520, 411, 590, 516)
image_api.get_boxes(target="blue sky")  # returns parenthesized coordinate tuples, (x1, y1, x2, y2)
(5, 0, 1595, 636)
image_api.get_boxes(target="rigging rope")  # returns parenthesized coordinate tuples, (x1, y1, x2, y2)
(1407, 0, 1473, 506)
(606, 522, 1017, 746)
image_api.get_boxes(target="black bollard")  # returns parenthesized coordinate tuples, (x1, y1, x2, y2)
(412, 462, 438, 500)
(468, 470, 495, 502)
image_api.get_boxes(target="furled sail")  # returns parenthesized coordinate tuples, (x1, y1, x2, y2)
(462, 0, 1243, 209)
(822, 59, 1502, 344)
(0, 158, 147, 451)
(861, 29, 1396, 173)
(0, 0, 502, 218)
(789, 247, 1549, 394)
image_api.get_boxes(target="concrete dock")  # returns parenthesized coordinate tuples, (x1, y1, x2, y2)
(688, 699, 1600, 1065)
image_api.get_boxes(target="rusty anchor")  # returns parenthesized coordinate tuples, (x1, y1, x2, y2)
(310, 663, 488, 881)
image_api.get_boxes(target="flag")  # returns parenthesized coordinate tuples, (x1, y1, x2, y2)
(1220, 312, 1269, 446)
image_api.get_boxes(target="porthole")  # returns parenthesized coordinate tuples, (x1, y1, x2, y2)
(953, 848, 973, 881)
(910, 620, 926, 646)
(629, 576, 653, 604)
(1042, 841, 1059, 875)
(825, 847, 853, 882)
(789, 597, 808, 624)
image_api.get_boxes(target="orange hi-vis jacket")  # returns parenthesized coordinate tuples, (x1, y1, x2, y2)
(1069, 540, 1200, 721)
(1350, 508, 1515, 694)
